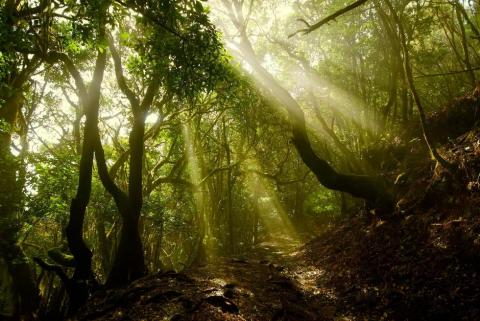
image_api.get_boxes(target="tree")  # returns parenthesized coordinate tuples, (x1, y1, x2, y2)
(218, 0, 394, 210)
(0, 1, 46, 318)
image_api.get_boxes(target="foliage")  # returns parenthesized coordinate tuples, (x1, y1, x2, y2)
(2, 0, 480, 318)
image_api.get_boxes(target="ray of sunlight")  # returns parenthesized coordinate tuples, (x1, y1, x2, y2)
(182, 122, 218, 261)
(242, 158, 299, 248)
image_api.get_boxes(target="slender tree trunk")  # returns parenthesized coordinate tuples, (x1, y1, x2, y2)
(253, 198, 260, 244)
(222, 119, 235, 253)
(456, 4, 476, 86)
(382, 57, 399, 130)
(65, 51, 107, 310)
(293, 183, 306, 231)
(401, 79, 409, 124)
(382, 0, 453, 170)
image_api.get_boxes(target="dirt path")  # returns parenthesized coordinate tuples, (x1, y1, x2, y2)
(78, 240, 340, 321)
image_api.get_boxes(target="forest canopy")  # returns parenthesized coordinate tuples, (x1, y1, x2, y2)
(1, 0, 480, 320)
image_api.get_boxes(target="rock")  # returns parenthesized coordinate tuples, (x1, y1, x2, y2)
(204, 295, 239, 314)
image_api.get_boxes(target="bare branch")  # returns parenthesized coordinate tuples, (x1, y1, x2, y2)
(289, 0, 369, 37)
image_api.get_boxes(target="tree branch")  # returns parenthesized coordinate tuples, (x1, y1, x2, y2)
(94, 135, 129, 213)
(289, 0, 369, 37)
(414, 66, 480, 78)
(45, 52, 88, 100)
(140, 80, 161, 113)
(107, 34, 140, 109)
(249, 169, 310, 185)
(196, 160, 242, 186)
(33, 257, 69, 284)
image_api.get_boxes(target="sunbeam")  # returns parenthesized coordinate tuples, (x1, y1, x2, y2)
(242, 158, 299, 248)
(182, 122, 218, 262)
(229, 40, 380, 138)
(296, 63, 381, 134)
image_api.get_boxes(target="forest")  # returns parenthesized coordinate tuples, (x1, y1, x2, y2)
(1, 0, 480, 320)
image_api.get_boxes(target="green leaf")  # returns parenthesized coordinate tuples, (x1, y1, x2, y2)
(195, 1, 203, 13)
(119, 32, 130, 42)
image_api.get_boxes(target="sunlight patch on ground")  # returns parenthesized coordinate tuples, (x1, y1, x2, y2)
(291, 264, 332, 297)
(242, 158, 299, 248)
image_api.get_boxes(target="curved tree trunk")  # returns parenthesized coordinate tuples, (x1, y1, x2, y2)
(236, 34, 394, 209)
(97, 37, 161, 287)
(38, 44, 109, 314)
(104, 114, 148, 287)
(222, 0, 394, 210)
(64, 49, 107, 311)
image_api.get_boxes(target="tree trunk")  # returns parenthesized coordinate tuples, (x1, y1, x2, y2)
(60, 49, 107, 312)
(95, 211, 110, 278)
(382, 0, 453, 171)
(105, 114, 147, 287)
(101, 39, 161, 287)
(106, 213, 145, 286)
(456, 4, 476, 86)
(222, 119, 235, 254)
(126, 113, 148, 279)
(236, 33, 394, 209)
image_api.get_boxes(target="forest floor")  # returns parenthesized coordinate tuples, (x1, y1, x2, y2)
(78, 239, 339, 321)
(78, 205, 480, 321)
(78, 98, 480, 321)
